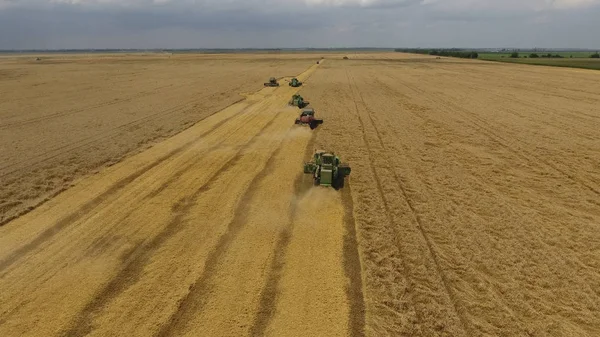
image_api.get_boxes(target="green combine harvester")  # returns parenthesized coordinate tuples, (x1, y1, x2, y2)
(288, 78, 302, 87)
(303, 150, 351, 188)
(289, 94, 309, 108)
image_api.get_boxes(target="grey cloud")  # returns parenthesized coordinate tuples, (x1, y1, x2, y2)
(110, 9, 322, 31)
(305, 0, 423, 9)
(425, 9, 534, 22)
(0, 0, 599, 49)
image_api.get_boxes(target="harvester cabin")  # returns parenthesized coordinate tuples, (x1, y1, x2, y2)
(321, 154, 334, 165)
(301, 108, 315, 116)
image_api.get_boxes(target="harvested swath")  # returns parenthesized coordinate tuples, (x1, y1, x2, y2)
(302, 55, 600, 336)
(0, 53, 315, 225)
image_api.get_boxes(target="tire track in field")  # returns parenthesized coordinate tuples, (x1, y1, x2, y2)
(140, 98, 276, 201)
(351, 70, 471, 331)
(61, 108, 286, 337)
(2, 60, 326, 337)
(457, 107, 600, 196)
(247, 129, 321, 336)
(371, 75, 536, 211)
(424, 81, 600, 195)
(0, 83, 175, 130)
(341, 183, 367, 337)
(346, 69, 471, 334)
(248, 100, 365, 337)
(0, 91, 244, 177)
(373, 67, 600, 328)
(379, 70, 600, 197)
(248, 158, 310, 337)
(308, 118, 366, 337)
(68, 96, 283, 266)
(248, 171, 304, 337)
(156, 124, 292, 337)
(392, 78, 600, 199)
(0, 96, 251, 272)
(158, 62, 323, 336)
(0, 86, 266, 231)
(343, 69, 416, 321)
(1, 62, 253, 130)
(0, 97, 189, 174)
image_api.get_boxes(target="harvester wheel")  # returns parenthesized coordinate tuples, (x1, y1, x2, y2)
(333, 174, 345, 189)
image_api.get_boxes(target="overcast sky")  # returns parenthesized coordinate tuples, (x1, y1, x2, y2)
(0, 0, 599, 49)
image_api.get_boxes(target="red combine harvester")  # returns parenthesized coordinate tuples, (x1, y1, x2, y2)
(294, 108, 323, 130)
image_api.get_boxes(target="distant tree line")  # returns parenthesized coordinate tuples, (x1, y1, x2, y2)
(429, 50, 479, 58)
(396, 49, 600, 60)
(528, 53, 564, 58)
(394, 48, 433, 55)
(394, 49, 478, 59)
(511, 52, 600, 59)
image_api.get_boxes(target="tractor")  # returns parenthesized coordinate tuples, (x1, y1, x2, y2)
(289, 78, 302, 87)
(288, 94, 309, 108)
(295, 108, 323, 129)
(264, 77, 279, 87)
(303, 150, 351, 188)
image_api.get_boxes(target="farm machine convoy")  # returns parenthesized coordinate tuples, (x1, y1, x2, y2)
(294, 108, 323, 129)
(260, 75, 350, 189)
(264, 77, 280, 87)
(303, 150, 351, 188)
